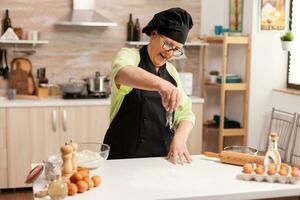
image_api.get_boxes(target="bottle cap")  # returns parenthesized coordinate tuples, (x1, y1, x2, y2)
(270, 132, 278, 141)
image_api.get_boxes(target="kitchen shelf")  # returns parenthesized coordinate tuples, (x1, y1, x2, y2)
(126, 41, 208, 47)
(204, 82, 247, 91)
(202, 35, 249, 44)
(0, 40, 49, 46)
(201, 33, 251, 151)
(203, 124, 245, 137)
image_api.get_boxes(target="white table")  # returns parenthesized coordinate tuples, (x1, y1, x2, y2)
(33, 155, 300, 200)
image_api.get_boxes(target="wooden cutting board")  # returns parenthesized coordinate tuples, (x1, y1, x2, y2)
(10, 58, 35, 95)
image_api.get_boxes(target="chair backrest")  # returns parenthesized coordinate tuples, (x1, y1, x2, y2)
(267, 108, 297, 162)
(289, 114, 300, 166)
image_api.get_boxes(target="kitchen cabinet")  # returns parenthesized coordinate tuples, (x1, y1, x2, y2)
(6, 105, 110, 188)
(59, 106, 110, 144)
(0, 108, 8, 189)
(7, 107, 60, 188)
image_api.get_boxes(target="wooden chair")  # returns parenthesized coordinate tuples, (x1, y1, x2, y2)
(266, 108, 297, 163)
(289, 114, 300, 167)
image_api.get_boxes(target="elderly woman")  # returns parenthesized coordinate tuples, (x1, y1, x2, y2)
(104, 8, 195, 164)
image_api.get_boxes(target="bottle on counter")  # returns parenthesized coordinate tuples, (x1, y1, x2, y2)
(264, 132, 281, 168)
(47, 158, 68, 200)
(133, 18, 141, 41)
(2, 9, 12, 35)
(127, 13, 134, 41)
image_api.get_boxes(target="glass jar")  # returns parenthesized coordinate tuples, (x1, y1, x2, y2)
(47, 158, 67, 200)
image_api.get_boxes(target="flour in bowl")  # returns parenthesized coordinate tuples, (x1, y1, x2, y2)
(77, 150, 104, 169)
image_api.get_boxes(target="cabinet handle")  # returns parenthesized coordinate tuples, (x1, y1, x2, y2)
(52, 110, 57, 132)
(63, 109, 67, 132)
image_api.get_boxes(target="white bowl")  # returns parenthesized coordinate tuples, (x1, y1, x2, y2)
(77, 143, 110, 169)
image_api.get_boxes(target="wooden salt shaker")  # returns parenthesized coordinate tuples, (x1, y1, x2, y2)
(61, 144, 73, 178)
(69, 140, 78, 173)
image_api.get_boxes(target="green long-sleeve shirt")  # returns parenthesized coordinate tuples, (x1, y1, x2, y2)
(109, 47, 195, 129)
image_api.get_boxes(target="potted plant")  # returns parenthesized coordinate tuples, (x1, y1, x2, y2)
(209, 70, 219, 83)
(281, 31, 294, 51)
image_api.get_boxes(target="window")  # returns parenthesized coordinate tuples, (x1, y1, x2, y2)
(287, 0, 300, 90)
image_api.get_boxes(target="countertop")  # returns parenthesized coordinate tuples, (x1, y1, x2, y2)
(32, 155, 300, 200)
(0, 96, 204, 108)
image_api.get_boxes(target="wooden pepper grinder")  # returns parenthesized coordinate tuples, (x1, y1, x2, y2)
(61, 143, 73, 179)
(69, 140, 78, 173)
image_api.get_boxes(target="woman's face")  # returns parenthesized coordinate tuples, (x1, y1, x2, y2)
(148, 31, 183, 68)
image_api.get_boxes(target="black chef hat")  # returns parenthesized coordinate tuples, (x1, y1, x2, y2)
(142, 7, 193, 44)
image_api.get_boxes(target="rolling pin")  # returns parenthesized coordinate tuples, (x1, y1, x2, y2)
(204, 151, 264, 166)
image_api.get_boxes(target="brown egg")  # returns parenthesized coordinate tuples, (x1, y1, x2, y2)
(242, 163, 253, 174)
(292, 166, 299, 172)
(70, 172, 83, 183)
(92, 175, 101, 187)
(291, 169, 300, 177)
(267, 168, 276, 176)
(279, 168, 288, 176)
(76, 180, 88, 193)
(280, 163, 289, 170)
(254, 167, 264, 175)
(83, 177, 94, 190)
(68, 183, 78, 196)
(78, 169, 89, 178)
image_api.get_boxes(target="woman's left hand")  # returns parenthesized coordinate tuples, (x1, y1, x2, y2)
(167, 134, 192, 164)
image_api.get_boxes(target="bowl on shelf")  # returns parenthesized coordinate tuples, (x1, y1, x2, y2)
(77, 142, 110, 169)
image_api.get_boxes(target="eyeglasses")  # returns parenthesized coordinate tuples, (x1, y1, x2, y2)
(159, 35, 183, 57)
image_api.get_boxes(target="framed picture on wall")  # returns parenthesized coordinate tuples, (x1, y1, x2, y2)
(259, 0, 286, 31)
(229, 0, 244, 32)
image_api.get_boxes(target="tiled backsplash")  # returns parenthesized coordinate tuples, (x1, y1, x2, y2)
(0, 0, 201, 95)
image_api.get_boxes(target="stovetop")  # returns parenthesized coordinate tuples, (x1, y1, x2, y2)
(63, 92, 109, 99)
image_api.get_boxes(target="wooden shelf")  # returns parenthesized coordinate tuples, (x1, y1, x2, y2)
(0, 40, 49, 45)
(204, 82, 247, 91)
(204, 35, 249, 44)
(201, 33, 251, 151)
(221, 128, 246, 136)
(204, 124, 245, 137)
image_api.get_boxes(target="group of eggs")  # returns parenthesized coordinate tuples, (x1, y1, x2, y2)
(241, 163, 300, 184)
(66, 168, 101, 196)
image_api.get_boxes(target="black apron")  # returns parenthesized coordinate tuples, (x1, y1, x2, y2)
(104, 46, 176, 159)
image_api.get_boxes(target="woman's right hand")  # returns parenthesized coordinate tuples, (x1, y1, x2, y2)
(157, 79, 180, 112)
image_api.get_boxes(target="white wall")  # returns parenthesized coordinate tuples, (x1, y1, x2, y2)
(201, 0, 292, 149)
(248, 0, 289, 149)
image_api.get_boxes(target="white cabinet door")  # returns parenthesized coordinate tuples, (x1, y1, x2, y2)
(0, 108, 8, 189)
(187, 103, 203, 155)
(7, 107, 60, 188)
(60, 106, 110, 144)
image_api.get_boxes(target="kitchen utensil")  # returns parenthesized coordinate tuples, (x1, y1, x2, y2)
(3, 49, 10, 79)
(60, 78, 86, 94)
(77, 142, 110, 169)
(224, 146, 258, 155)
(10, 58, 35, 95)
(86, 72, 109, 94)
(203, 151, 264, 166)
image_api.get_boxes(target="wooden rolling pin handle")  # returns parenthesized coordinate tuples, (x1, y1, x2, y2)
(203, 152, 220, 158)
